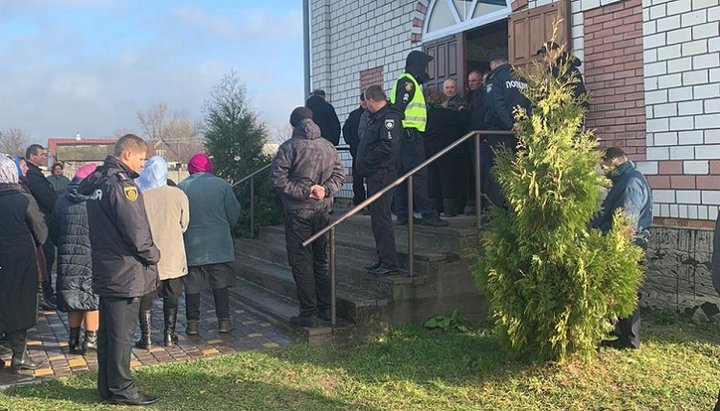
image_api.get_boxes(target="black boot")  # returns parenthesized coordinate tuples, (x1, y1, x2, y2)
(134, 310, 153, 350)
(9, 330, 43, 374)
(82, 330, 97, 353)
(42, 281, 56, 305)
(68, 327, 83, 355)
(443, 199, 458, 217)
(163, 306, 179, 347)
(37, 288, 56, 311)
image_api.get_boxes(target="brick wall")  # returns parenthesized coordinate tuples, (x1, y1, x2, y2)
(360, 66, 384, 90)
(640, 0, 720, 221)
(584, 0, 647, 158)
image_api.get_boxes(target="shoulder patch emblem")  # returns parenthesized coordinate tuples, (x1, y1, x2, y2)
(385, 119, 395, 130)
(124, 186, 138, 202)
(486, 84, 493, 93)
(405, 82, 414, 92)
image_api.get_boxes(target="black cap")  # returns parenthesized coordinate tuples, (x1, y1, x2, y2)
(290, 107, 313, 127)
(537, 41, 560, 55)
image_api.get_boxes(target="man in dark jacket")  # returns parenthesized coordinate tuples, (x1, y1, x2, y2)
(592, 147, 652, 350)
(482, 57, 531, 211)
(25, 144, 58, 309)
(79, 134, 160, 406)
(343, 92, 367, 206)
(270, 107, 345, 327)
(537, 41, 589, 109)
(357, 85, 402, 276)
(390, 51, 448, 227)
(305, 89, 342, 146)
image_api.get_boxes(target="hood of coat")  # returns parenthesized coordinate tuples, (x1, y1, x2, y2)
(78, 155, 138, 196)
(404, 50, 433, 84)
(137, 156, 168, 192)
(304, 95, 326, 112)
(291, 118, 322, 140)
(65, 178, 96, 203)
(608, 161, 635, 182)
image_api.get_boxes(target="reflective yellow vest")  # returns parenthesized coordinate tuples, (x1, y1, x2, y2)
(390, 73, 427, 132)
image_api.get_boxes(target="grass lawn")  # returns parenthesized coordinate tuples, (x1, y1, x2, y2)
(2, 310, 719, 410)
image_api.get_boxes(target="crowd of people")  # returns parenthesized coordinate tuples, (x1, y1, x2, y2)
(0, 42, 652, 406)
(0, 135, 240, 405)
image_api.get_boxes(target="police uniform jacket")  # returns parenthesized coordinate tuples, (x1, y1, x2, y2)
(79, 155, 160, 298)
(356, 104, 403, 177)
(484, 63, 531, 131)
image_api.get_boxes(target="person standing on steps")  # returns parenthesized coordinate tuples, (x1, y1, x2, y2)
(134, 156, 190, 349)
(270, 107, 345, 327)
(178, 153, 240, 336)
(305, 89, 342, 146)
(52, 163, 100, 355)
(390, 51, 448, 228)
(343, 91, 368, 207)
(79, 134, 160, 406)
(0, 154, 47, 373)
(356, 85, 402, 277)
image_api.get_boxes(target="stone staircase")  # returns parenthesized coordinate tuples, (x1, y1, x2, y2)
(230, 210, 488, 345)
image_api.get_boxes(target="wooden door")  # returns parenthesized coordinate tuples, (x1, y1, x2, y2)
(508, 0, 569, 70)
(422, 33, 465, 96)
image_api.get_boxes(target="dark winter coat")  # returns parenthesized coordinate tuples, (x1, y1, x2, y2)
(425, 104, 468, 156)
(0, 185, 47, 332)
(305, 95, 342, 146)
(79, 156, 160, 298)
(52, 179, 99, 312)
(48, 174, 71, 196)
(270, 118, 345, 214)
(392, 51, 433, 113)
(552, 53, 589, 109)
(466, 88, 486, 131)
(484, 64, 531, 131)
(591, 161, 653, 248)
(25, 162, 57, 217)
(356, 104, 403, 177)
(343, 106, 365, 157)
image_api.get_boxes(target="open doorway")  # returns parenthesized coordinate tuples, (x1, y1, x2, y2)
(464, 20, 508, 84)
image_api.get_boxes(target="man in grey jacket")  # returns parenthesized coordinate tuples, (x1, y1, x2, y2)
(270, 107, 345, 327)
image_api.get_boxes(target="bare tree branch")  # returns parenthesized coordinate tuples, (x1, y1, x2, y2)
(0, 128, 30, 156)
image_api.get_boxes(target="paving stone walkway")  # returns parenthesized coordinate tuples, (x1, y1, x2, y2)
(0, 291, 294, 388)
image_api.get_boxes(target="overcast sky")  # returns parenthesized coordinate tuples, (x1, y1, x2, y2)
(0, 0, 304, 144)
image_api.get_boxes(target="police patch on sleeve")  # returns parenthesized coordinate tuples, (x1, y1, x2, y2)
(385, 119, 395, 130)
(124, 186, 138, 201)
(405, 82, 414, 92)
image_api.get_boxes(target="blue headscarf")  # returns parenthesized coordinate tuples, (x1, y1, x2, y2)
(137, 156, 168, 192)
(12, 155, 23, 177)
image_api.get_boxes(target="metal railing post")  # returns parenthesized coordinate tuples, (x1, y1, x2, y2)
(330, 227, 337, 328)
(407, 175, 414, 277)
(474, 132, 482, 233)
(250, 175, 255, 238)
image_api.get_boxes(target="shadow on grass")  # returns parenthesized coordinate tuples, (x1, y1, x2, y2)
(4, 366, 375, 411)
(267, 324, 530, 388)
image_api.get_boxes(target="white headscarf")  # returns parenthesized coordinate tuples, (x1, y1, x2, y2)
(0, 154, 19, 184)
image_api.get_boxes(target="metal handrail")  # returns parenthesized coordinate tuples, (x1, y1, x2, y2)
(302, 129, 517, 328)
(232, 163, 271, 188)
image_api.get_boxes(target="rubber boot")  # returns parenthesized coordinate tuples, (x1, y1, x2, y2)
(9, 330, 43, 374)
(68, 327, 83, 355)
(83, 330, 97, 353)
(163, 306, 179, 347)
(134, 310, 153, 350)
(213, 288, 233, 333)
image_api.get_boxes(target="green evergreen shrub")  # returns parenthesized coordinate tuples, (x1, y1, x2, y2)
(203, 71, 282, 238)
(472, 33, 645, 362)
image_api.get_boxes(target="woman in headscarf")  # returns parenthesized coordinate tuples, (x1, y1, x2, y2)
(0, 154, 47, 372)
(52, 163, 100, 355)
(177, 153, 240, 335)
(134, 156, 190, 348)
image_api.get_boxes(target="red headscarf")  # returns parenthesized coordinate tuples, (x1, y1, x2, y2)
(187, 153, 213, 175)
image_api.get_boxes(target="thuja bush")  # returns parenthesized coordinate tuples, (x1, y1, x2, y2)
(472, 44, 644, 362)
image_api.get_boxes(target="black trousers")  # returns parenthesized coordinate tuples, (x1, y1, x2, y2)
(366, 170, 399, 269)
(97, 296, 140, 401)
(427, 147, 467, 209)
(42, 236, 55, 284)
(351, 157, 367, 206)
(283, 210, 331, 317)
(479, 135, 517, 211)
(614, 305, 641, 348)
(394, 129, 437, 219)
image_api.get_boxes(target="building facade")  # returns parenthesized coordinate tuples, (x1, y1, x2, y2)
(308, 0, 720, 315)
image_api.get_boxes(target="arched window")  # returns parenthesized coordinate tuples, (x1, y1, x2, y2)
(423, 0, 511, 42)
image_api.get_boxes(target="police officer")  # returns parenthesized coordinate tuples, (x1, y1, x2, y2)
(482, 56, 530, 211)
(356, 85, 402, 276)
(79, 134, 160, 406)
(390, 51, 448, 227)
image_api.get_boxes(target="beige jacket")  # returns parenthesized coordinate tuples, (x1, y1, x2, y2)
(143, 185, 190, 280)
